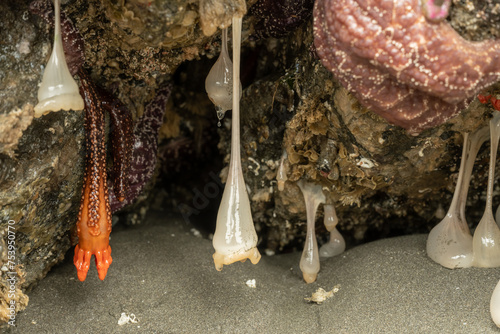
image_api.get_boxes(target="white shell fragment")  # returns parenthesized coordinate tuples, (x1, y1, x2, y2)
(245, 279, 256, 288)
(34, 0, 83, 117)
(356, 157, 376, 168)
(117, 313, 138, 326)
(304, 285, 340, 304)
(212, 16, 261, 271)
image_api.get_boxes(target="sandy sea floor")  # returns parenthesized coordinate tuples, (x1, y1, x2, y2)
(7, 209, 500, 333)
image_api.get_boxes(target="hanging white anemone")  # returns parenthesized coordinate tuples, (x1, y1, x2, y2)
(472, 111, 500, 267)
(426, 126, 488, 268)
(34, 0, 83, 117)
(276, 150, 288, 191)
(297, 180, 325, 283)
(486, 114, 500, 328)
(491, 279, 500, 327)
(212, 16, 261, 270)
(205, 27, 242, 126)
(319, 204, 345, 257)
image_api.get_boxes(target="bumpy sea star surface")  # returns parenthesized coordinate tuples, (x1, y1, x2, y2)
(108, 83, 173, 213)
(99, 88, 133, 204)
(74, 70, 113, 281)
(313, 0, 500, 134)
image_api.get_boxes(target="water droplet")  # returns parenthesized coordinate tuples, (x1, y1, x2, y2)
(216, 106, 225, 122)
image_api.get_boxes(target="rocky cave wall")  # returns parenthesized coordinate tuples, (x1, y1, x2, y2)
(0, 0, 500, 323)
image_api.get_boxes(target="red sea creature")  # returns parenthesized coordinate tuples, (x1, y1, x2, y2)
(74, 70, 113, 281)
(478, 94, 500, 111)
(313, 0, 500, 135)
(72, 73, 174, 279)
(73, 72, 172, 279)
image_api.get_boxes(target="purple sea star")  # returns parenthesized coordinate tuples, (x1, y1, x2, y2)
(108, 84, 173, 213)
(313, 0, 500, 135)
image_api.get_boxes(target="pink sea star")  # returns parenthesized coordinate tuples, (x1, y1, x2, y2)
(313, 0, 500, 135)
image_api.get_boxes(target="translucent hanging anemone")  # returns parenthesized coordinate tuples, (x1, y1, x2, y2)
(276, 150, 288, 191)
(427, 109, 500, 269)
(205, 27, 242, 127)
(426, 124, 489, 268)
(297, 180, 325, 283)
(472, 111, 500, 267)
(212, 16, 261, 270)
(491, 279, 500, 327)
(34, 0, 83, 117)
(319, 204, 345, 258)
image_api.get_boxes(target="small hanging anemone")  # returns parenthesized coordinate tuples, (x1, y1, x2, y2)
(472, 111, 500, 267)
(205, 28, 242, 126)
(297, 180, 325, 283)
(34, 0, 83, 117)
(319, 204, 345, 258)
(276, 150, 288, 191)
(426, 126, 488, 269)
